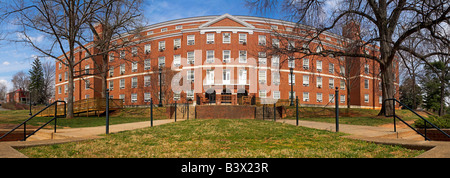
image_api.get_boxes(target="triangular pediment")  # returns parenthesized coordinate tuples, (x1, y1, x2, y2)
(199, 14, 255, 29)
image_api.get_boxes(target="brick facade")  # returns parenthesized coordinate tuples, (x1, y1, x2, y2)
(54, 14, 399, 109)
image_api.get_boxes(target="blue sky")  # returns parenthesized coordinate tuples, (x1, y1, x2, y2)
(0, 0, 285, 91)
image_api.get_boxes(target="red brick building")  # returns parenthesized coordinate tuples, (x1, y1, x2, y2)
(6, 89, 29, 104)
(55, 14, 399, 109)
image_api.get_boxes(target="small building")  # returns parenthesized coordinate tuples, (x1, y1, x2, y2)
(6, 89, 29, 104)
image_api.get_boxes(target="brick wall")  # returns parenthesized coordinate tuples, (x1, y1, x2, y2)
(195, 105, 256, 119)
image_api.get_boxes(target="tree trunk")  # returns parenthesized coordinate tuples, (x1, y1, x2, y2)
(101, 56, 108, 98)
(378, 63, 395, 116)
(439, 82, 445, 116)
(67, 66, 74, 119)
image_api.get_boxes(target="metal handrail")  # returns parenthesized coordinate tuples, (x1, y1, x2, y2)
(384, 98, 450, 141)
(0, 101, 66, 141)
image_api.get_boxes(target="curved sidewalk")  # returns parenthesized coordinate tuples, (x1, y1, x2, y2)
(277, 119, 450, 158)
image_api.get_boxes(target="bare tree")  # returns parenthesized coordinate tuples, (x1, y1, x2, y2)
(42, 60, 55, 103)
(247, 0, 450, 115)
(11, 71, 30, 91)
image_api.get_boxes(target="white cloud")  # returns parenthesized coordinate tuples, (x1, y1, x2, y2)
(16, 33, 45, 43)
(2, 61, 10, 65)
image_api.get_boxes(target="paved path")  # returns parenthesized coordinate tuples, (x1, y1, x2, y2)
(1, 118, 449, 158)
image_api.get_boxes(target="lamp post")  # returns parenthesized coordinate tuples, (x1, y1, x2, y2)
(158, 67, 163, 107)
(290, 67, 294, 106)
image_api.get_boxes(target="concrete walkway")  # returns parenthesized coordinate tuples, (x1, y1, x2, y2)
(277, 119, 450, 158)
(1, 118, 449, 158)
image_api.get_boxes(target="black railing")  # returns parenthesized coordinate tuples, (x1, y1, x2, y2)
(0, 101, 66, 141)
(384, 98, 450, 141)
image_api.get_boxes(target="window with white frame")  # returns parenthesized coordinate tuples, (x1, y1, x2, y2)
(258, 35, 266, 46)
(119, 94, 125, 103)
(176, 25, 182, 29)
(58, 74, 61, 82)
(329, 63, 334, 74)
(259, 70, 266, 84)
(109, 81, 114, 91)
(58, 86, 61, 94)
(120, 64, 125, 74)
(316, 45, 323, 53)
(132, 47, 137, 56)
(207, 33, 214, 44)
(239, 69, 247, 84)
(120, 79, 125, 89)
(379, 96, 382, 104)
(206, 50, 214, 63)
(223, 69, 230, 84)
(144, 59, 151, 70)
(289, 91, 296, 100)
(239, 50, 247, 63)
(340, 95, 345, 103)
(158, 56, 165, 68)
(340, 80, 345, 90)
(187, 90, 194, 100)
(85, 65, 90, 74)
(131, 93, 137, 103)
(364, 64, 370, 74)
(65, 84, 68, 93)
(174, 39, 181, 49)
(329, 78, 334, 89)
(223, 33, 231, 43)
(289, 73, 295, 85)
(288, 57, 295, 68)
(317, 77, 322, 88)
(364, 94, 369, 103)
(340, 66, 345, 75)
(144, 44, 151, 54)
(109, 53, 115, 62)
(317, 60, 322, 72)
(259, 90, 266, 98)
(329, 94, 335, 103)
(303, 92, 309, 102)
(206, 69, 214, 85)
(273, 91, 280, 99)
(173, 55, 181, 66)
(187, 70, 194, 81)
(120, 50, 125, 59)
(187, 51, 195, 64)
(161, 28, 167, 32)
(131, 62, 137, 72)
(144, 93, 151, 102)
(317, 93, 323, 102)
(59, 62, 62, 69)
(272, 72, 280, 85)
(303, 58, 309, 69)
(364, 79, 369, 89)
(239, 34, 247, 44)
(187, 35, 195, 45)
(158, 41, 165, 50)
(85, 80, 90, 90)
(272, 55, 280, 67)
(272, 38, 280, 48)
(303, 75, 309, 86)
(131, 77, 137, 88)
(144, 75, 151, 87)
(258, 52, 266, 64)
(223, 50, 231, 63)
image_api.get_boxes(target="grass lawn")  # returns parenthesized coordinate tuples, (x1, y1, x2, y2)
(19, 119, 424, 158)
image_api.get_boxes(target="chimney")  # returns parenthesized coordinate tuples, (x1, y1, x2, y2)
(93, 23, 104, 41)
(342, 20, 361, 41)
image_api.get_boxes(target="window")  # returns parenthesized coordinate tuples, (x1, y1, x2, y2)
(144, 76, 151, 87)
(289, 73, 295, 85)
(258, 52, 266, 64)
(272, 72, 280, 85)
(206, 50, 214, 63)
(85, 94, 90, 99)
(58, 74, 61, 82)
(329, 94, 335, 103)
(207, 33, 214, 44)
(120, 50, 125, 59)
(58, 86, 61, 94)
(109, 53, 115, 62)
(258, 35, 266, 46)
(176, 25, 182, 29)
(239, 69, 247, 84)
(173, 55, 181, 66)
(317, 93, 323, 102)
(145, 44, 151, 54)
(316, 46, 323, 53)
(364, 94, 369, 103)
(340, 80, 345, 90)
(239, 50, 247, 63)
(289, 91, 296, 100)
(132, 47, 137, 56)
(159, 41, 165, 51)
(317, 77, 322, 88)
(174, 39, 181, 49)
(109, 81, 114, 91)
(147, 31, 153, 35)
(259, 70, 266, 84)
(85, 80, 90, 90)
(259, 90, 266, 98)
(187, 90, 194, 100)
(303, 92, 309, 102)
(271, 25, 278, 30)
(272, 38, 280, 48)
(329, 78, 334, 89)
(131, 62, 137, 72)
(317, 60, 322, 72)
(272, 55, 279, 67)
(364, 79, 369, 89)
(288, 57, 295, 68)
(65, 71, 68, 81)
(340, 95, 345, 103)
(273, 91, 280, 99)
(174, 92, 180, 101)
(187, 51, 195, 64)
(364, 64, 370, 74)
(187, 70, 195, 81)
(206, 69, 214, 85)
(223, 69, 230, 84)
(120, 79, 125, 89)
(144, 59, 151, 70)
(187, 35, 195, 45)
(288, 41, 295, 50)
(223, 33, 231, 43)
(64, 84, 68, 93)
(131, 77, 137, 88)
(239, 34, 247, 44)
(223, 50, 231, 63)
(158, 56, 165, 68)
(286, 27, 293, 32)
(303, 58, 309, 69)
(161, 28, 167, 32)
(144, 93, 151, 102)
(340, 66, 345, 75)
(119, 94, 125, 103)
(131, 93, 137, 103)
(379, 96, 383, 104)
(59, 62, 62, 69)
(120, 64, 125, 74)
(303, 75, 309, 86)
(329, 63, 334, 74)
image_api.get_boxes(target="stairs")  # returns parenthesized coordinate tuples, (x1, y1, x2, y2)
(256, 105, 282, 120)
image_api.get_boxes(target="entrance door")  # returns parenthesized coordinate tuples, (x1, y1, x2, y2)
(205, 89, 216, 103)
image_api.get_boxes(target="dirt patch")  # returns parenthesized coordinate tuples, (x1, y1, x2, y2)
(378, 120, 416, 129)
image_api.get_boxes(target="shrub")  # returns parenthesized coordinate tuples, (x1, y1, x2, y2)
(414, 114, 450, 128)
